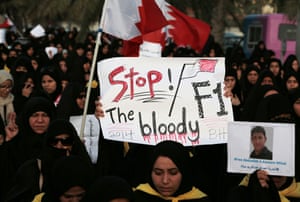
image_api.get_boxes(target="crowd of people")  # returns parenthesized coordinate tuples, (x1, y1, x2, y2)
(0, 24, 299, 202)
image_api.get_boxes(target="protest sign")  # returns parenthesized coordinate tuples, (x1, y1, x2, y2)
(227, 121, 295, 176)
(98, 57, 233, 146)
(70, 114, 101, 164)
(30, 24, 45, 38)
(0, 29, 6, 44)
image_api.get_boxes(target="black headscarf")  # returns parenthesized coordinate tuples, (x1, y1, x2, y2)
(42, 155, 94, 202)
(82, 176, 133, 202)
(17, 96, 56, 162)
(38, 66, 62, 103)
(30, 119, 92, 197)
(39, 119, 92, 177)
(149, 140, 193, 196)
(240, 84, 279, 121)
(56, 82, 88, 119)
(254, 93, 293, 122)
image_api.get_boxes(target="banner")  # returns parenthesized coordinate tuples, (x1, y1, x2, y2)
(100, 0, 167, 40)
(227, 121, 295, 176)
(70, 114, 101, 164)
(98, 57, 233, 146)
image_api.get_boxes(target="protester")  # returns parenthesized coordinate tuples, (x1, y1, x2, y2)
(0, 70, 15, 126)
(32, 155, 94, 202)
(283, 54, 299, 77)
(283, 71, 300, 94)
(38, 66, 63, 107)
(12, 72, 36, 116)
(5, 119, 92, 202)
(133, 140, 210, 202)
(0, 96, 55, 202)
(228, 91, 300, 202)
(56, 82, 92, 120)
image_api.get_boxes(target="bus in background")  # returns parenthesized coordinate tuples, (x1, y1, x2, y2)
(243, 13, 297, 61)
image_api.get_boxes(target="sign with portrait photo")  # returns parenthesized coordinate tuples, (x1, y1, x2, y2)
(227, 121, 295, 176)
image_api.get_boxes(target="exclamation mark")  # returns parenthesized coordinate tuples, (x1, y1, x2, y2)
(168, 68, 174, 91)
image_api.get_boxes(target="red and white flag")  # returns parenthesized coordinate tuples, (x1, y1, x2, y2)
(100, 0, 211, 56)
(0, 15, 13, 29)
(165, 4, 211, 53)
(100, 0, 168, 40)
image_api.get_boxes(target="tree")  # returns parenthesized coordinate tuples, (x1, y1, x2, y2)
(0, 0, 103, 41)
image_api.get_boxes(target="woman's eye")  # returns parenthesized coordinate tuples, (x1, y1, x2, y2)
(169, 169, 179, 175)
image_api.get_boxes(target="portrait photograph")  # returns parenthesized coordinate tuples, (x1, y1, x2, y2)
(227, 121, 295, 176)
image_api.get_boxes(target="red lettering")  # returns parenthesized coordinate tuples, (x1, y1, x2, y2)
(109, 66, 127, 102)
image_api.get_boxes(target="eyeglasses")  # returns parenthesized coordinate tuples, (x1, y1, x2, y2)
(50, 137, 74, 146)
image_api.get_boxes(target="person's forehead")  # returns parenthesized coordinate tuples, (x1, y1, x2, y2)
(252, 132, 265, 136)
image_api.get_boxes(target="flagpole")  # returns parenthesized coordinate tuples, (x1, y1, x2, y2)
(79, 29, 102, 140)
(79, 0, 109, 140)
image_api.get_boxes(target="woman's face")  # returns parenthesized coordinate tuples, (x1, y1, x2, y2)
(0, 80, 12, 98)
(50, 133, 73, 154)
(59, 186, 85, 202)
(293, 99, 300, 117)
(286, 76, 299, 91)
(59, 61, 68, 73)
(292, 59, 299, 72)
(247, 70, 259, 85)
(42, 75, 57, 94)
(261, 76, 273, 86)
(269, 61, 280, 76)
(29, 111, 50, 134)
(151, 156, 182, 197)
(76, 93, 86, 109)
(31, 59, 39, 70)
(224, 76, 236, 90)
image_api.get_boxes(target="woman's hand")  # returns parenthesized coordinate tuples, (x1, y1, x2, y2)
(22, 83, 34, 98)
(5, 112, 19, 142)
(231, 94, 241, 106)
(95, 98, 105, 118)
(257, 170, 270, 188)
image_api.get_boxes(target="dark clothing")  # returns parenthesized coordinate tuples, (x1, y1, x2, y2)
(5, 119, 92, 202)
(250, 147, 272, 160)
(228, 170, 300, 202)
(5, 159, 41, 202)
(0, 97, 56, 202)
(134, 183, 210, 202)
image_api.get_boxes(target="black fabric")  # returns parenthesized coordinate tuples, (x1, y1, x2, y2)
(42, 155, 94, 202)
(254, 93, 292, 122)
(133, 189, 210, 202)
(122, 143, 154, 187)
(240, 84, 279, 121)
(56, 82, 96, 119)
(228, 170, 281, 202)
(4, 119, 92, 202)
(95, 129, 126, 177)
(4, 159, 41, 202)
(82, 176, 133, 202)
(0, 97, 55, 202)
